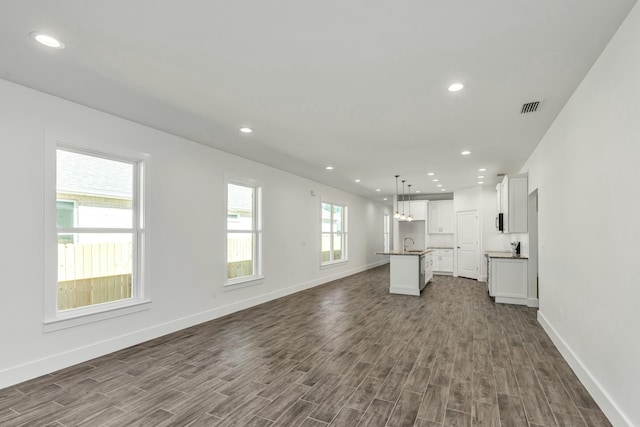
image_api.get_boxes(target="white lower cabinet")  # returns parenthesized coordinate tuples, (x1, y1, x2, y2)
(433, 249, 453, 274)
(425, 252, 434, 284)
(488, 257, 528, 305)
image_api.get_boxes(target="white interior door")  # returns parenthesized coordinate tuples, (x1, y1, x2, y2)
(456, 210, 479, 279)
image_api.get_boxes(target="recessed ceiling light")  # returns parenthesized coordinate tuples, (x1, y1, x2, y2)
(239, 127, 253, 133)
(478, 176, 485, 179)
(427, 172, 435, 176)
(437, 184, 443, 187)
(355, 179, 361, 183)
(31, 32, 64, 49)
(478, 181, 484, 184)
(479, 168, 487, 172)
(432, 179, 439, 182)
(383, 197, 388, 201)
(461, 150, 471, 155)
(440, 189, 446, 192)
(448, 83, 464, 92)
(415, 190, 421, 193)
(325, 166, 334, 170)
(375, 189, 381, 192)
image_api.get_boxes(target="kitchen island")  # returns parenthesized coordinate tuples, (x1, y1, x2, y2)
(375, 249, 433, 296)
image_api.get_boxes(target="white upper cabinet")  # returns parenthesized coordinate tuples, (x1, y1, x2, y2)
(428, 200, 454, 234)
(408, 200, 427, 221)
(497, 174, 528, 233)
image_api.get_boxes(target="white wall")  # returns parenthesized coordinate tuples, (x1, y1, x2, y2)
(0, 79, 391, 388)
(522, 4, 640, 425)
(427, 233, 453, 248)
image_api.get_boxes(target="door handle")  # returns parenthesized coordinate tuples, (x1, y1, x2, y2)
(457, 246, 461, 249)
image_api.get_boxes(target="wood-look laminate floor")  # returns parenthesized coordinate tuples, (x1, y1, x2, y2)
(1, 266, 612, 426)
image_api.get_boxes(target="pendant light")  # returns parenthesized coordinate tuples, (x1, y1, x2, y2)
(407, 184, 414, 222)
(393, 175, 401, 219)
(400, 180, 407, 220)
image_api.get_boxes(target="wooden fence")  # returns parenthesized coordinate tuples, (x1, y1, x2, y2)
(227, 236, 254, 279)
(57, 242, 132, 310)
(227, 236, 252, 262)
(58, 238, 257, 308)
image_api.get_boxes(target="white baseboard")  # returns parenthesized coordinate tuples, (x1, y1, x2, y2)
(495, 295, 529, 306)
(434, 271, 453, 276)
(389, 286, 420, 296)
(527, 298, 539, 308)
(537, 311, 632, 427)
(0, 259, 389, 389)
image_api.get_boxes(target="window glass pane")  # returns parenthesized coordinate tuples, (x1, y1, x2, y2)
(321, 203, 332, 232)
(227, 232, 254, 279)
(57, 150, 133, 228)
(333, 234, 344, 261)
(228, 184, 254, 231)
(321, 233, 331, 263)
(333, 205, 343, 232)
(57, 233, 133, 310)
(57, 201, 75, 244)
(57, 201, 74, 227)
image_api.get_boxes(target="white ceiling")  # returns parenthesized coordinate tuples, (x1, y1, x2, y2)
(1, 0, 636, 201)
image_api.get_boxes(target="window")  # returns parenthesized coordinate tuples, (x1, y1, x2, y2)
(54, 148, 144, 313)
(383, 214, 390, 252)
(226, 182, 262, 284)
(321, 202, 347, 265)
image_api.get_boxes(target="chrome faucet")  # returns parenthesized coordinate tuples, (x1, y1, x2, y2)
(403, 237, 415, 251)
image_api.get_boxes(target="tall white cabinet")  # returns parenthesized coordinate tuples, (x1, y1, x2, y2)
(496, 174, 528, 233)
(428, 200, 454, 234)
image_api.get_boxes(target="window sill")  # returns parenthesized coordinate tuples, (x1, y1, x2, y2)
(320, 260, 349, 269)
(43, 299, 151, 333)
(223, 275, 265, 291)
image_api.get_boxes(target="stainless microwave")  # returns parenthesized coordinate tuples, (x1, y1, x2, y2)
(496, 213, 504, 232)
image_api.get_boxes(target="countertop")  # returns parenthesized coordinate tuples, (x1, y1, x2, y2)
(485, 251, 528, 260)
(375, 249, 433, 256)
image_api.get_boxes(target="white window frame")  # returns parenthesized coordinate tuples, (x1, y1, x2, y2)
(224, 178, 263, 287)
(43, 134, 149, 332)
(383, 214, 390, 252)
(321, 201, 348, 266)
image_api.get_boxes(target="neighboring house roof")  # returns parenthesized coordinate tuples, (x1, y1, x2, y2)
(57, 149, 133, 199)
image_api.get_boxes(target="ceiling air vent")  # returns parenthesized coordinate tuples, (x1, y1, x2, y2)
(521, 101, 540, 114)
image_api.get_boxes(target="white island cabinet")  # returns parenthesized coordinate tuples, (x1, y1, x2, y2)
(375, 250, 433, 296)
